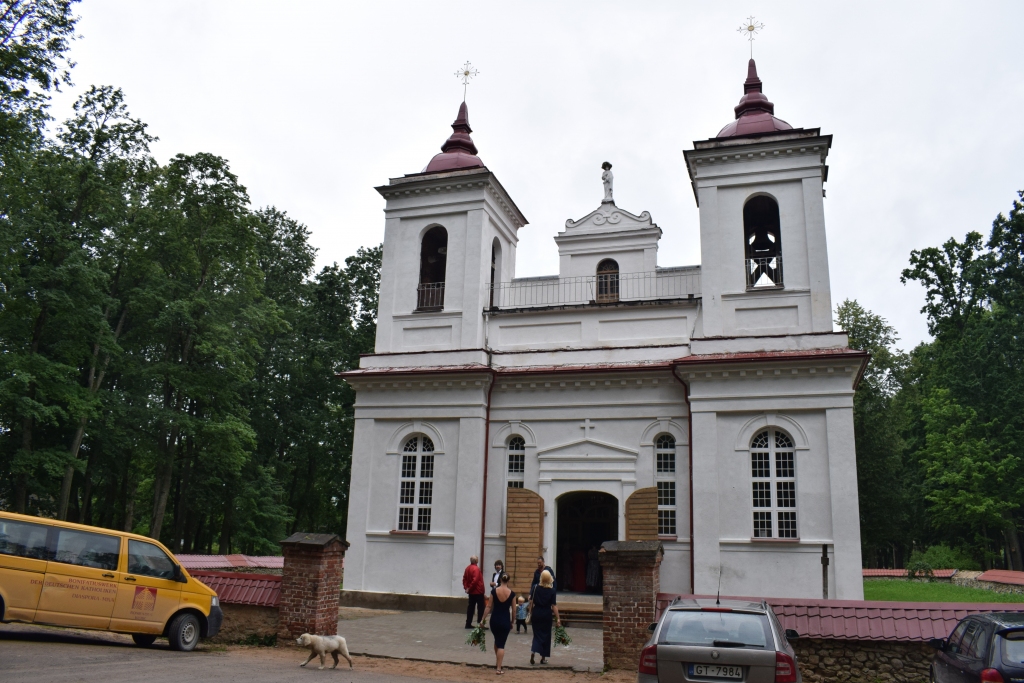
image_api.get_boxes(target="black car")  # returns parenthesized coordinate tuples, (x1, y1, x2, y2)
(929, 612, 1024, 682)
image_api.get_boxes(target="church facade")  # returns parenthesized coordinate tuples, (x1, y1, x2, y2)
(342, 60, 867, 600)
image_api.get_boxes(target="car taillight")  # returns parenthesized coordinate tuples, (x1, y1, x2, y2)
(981, 669, 1005, 682)
(775, 651, 798, 683)
(639, 644, 658, 675)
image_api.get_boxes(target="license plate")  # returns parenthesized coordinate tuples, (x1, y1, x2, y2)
(688, 663, 743, 679)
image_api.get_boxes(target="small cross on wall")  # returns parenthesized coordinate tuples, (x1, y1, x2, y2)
(580, 419, 596, 435)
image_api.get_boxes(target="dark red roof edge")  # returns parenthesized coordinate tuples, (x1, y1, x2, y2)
(189, 570, 283, 582)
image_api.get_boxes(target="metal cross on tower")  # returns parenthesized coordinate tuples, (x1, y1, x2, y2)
(455, 61, 479, 102)
(737, 16, 765, 58)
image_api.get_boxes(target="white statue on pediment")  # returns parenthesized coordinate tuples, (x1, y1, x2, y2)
(601, 161, 614, 204)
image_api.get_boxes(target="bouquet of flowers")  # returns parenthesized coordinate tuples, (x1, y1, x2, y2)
(466, 624, 487, 651)
(554, 624, 572, 647)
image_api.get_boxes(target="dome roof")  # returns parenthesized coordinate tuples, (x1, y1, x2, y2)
(716, 59, 793, 138)
(423, 102, 484, 173)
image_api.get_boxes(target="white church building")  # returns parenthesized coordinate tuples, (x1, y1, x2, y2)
(342, 59, 867, 600)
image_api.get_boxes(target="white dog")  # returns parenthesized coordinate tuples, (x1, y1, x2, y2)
(296, 633, 353, 670)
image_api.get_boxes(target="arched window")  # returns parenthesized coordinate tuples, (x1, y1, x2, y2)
(744, 196, 783, 288)
(417, 226, 448, 310)
(750, 429, 796, 538)
(596, 259, 619, 303)
(506, 436, 525, 488)
(489, 237, 502, 309)
(398, 435, 434, 531)
(655, 434, 676, 536)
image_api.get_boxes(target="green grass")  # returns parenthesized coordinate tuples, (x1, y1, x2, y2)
(863, 579, 1024, 603)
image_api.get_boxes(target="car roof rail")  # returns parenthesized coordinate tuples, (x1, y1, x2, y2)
(670, 596, 682, 606)
(762, 599, 768, 612)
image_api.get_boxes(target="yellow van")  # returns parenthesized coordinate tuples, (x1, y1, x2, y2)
(0, 511, 221, 651)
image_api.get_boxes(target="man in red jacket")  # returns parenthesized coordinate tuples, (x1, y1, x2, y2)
(462, 555, 485, 629)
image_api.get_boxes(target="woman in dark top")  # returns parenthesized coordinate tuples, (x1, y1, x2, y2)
(481, 573, 515, 674)
(528, 569, 561, 665)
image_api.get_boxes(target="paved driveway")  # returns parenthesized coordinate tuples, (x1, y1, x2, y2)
(337, 608, 603, 672)
(0, 622, 620, 683)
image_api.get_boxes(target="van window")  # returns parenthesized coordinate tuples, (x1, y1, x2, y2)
(0, 519, 50, 560)
(659, 610, 772, 649)
(53, 528, 120, 571)
(127, 540, 176, 580)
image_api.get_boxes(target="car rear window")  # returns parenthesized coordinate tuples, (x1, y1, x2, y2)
(0, 519, 50, 560)
(1001, 630, 1024, 664)
(659, 610, 773, 649)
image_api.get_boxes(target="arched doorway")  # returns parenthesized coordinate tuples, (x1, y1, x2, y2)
(556, 491, 618, 594)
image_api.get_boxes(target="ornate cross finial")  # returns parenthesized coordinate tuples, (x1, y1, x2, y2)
(455, 61, 479, 102)
(737, 16, 765, 58)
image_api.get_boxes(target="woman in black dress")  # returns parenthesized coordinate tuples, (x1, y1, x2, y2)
(528, 569, 561, 665)
(481, 573, 515, 674)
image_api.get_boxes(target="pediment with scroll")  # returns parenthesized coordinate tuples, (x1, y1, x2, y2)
(561, 203, 658, 235)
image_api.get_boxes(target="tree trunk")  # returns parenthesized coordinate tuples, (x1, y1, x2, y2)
(59, 306, 127, 520)
(77, 448, 97, 525)
(219, 494, 234, 554)
(172, 436, 194, 551)
(1005, 524, 1024, 572)
(13, 473, 28, 514)
(123, 477, 138, 533)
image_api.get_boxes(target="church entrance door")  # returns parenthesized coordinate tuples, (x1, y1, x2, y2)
(555, 491, 617, 594)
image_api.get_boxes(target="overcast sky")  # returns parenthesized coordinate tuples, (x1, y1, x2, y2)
(51, 1, 1024, 349)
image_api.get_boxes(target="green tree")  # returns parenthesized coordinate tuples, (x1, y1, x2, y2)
(836, 300, 915, 566)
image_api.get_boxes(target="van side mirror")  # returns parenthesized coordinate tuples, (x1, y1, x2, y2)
(785, 629, 800, 640)
(928, 638, 945, 650)
(648, 623, 657, 632)
(172, 564, 186, 583)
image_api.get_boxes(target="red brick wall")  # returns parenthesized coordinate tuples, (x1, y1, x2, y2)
(599, 541, 663, 670)
(277, 540, 346, 639)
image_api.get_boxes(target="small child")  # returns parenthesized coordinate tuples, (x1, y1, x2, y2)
(516, 596, 528, 633)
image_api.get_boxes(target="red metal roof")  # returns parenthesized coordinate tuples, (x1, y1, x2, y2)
(657, 594, 1024, 642)
(716, 59, 794, 138)
(176, 554, 284, 570)
(863, 568, 957, 579)
(977, 570, 1024, 586)
(190, 571, 281, 607)
(423, 102, 484, 173)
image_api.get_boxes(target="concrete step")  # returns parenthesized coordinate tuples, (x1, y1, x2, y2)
(559, 606, 603, 630)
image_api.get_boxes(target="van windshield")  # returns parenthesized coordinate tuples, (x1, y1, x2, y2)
(659, 610, 772, 649)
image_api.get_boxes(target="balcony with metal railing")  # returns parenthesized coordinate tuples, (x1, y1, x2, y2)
(416, 282, 445, 311)
(745, 255, 783, 289)
(488, 268, 701, 311)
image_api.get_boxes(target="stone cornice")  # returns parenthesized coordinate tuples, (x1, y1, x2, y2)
(375, 168, 527, 229)
(682, 134, 832, 184)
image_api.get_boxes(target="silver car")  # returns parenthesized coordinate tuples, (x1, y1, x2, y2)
(637, 598, 801, 683)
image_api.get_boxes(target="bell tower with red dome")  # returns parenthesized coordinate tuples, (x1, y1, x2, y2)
(684, 59, 835, 340)
(371, 102, 527, 355)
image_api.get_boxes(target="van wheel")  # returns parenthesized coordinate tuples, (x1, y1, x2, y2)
(132, 634, 157, 647)
(167, 613, 201, 652)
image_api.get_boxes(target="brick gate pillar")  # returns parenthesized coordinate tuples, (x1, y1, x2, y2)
(599, 540, 664, 670)
(277, 532, 349, 640)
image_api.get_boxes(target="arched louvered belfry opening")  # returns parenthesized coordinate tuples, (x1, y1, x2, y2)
(417, 226, 448, 310)
(743, 196, 783, 288)
(596, 258, 619, 303)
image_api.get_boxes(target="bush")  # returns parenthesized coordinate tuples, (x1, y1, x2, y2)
(910, 544, 981, 571)
(906, 559, 934, 580)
